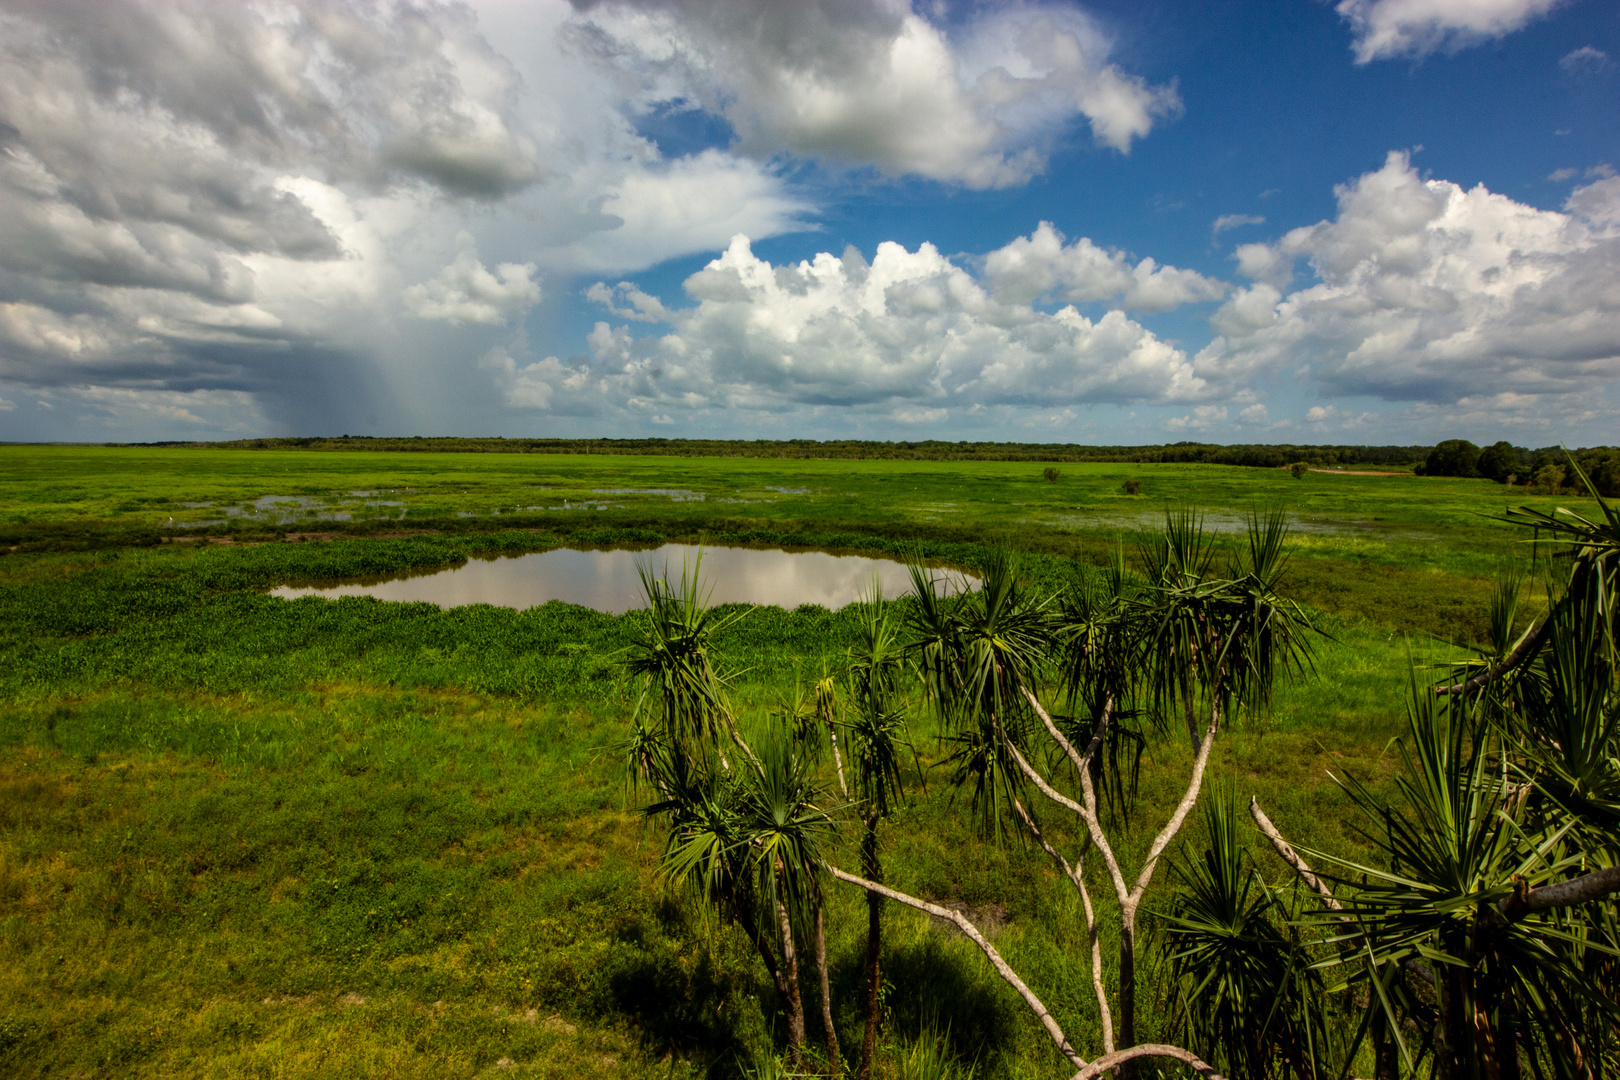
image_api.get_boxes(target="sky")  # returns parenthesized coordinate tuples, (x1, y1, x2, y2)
(0, 0, 1616, 446)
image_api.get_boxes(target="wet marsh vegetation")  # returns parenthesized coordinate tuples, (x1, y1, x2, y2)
(0, 444, 1603, 1078)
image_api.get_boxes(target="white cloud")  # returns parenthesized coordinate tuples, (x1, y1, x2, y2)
(1167, 404, 1227, 431)
(405, 235, 540, 325)
(1560, 46, 1611, 75)
(1238, 402, 1269, 423)
(586, 281, 672, 322)
(0, 0, 823, 435)
(893, 406, 948, 424)
(1197, 151, 1620, 406)
(552, 149, 813, 273)
(1213, 214, 1265, 236)
(566, 1, 1179, 188)
(492, 232, 1207, 417)
(982, 222, 1227, 312)
(1336, 0, 1569, 63)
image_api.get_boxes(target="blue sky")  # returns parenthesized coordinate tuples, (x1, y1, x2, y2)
(0, 0, 1616, 445)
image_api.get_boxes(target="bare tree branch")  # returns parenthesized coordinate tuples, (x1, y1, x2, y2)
(1013, 798, 1081, 887)
(1501, 864, 1620, 921)
(827, 865, 1086, 1069)
(1131, 707, 1220, 901)
(1010, 800, 1114, 1051)
(1250, 796, 1343, 911)
(1075, 847, 1115, 1054)
(1435, 621, 1543, 696)
(1004, 733, 1087, 818)
(1018, 690, 1131, 906)
(1066, 1042, 1225, 1080)
(1023, 684, 1101, 777)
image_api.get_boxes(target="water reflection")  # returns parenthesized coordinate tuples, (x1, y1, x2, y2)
(269, 543, 976, 614)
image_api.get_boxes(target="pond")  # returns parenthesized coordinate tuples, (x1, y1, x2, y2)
(269, 544, 976, 614)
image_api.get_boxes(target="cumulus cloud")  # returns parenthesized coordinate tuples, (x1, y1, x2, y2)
(0, 0, 825, 435)
(405, 236, 540, 325)
(565, 0, 1179, 187)
(1335, 0, 1569, 63)
(982, 222, 1227, 312)
(491, 233, 1207, 418)
(1167, 405, 1227, 431)
(551, 149, 813, 273)
(587, 281, 672, 322)
(1196, 151, 1620, 405)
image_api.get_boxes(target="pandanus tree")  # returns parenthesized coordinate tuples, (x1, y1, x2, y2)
(829, 513, 1318, 1079)
(626, 555, 836, 1068)
(1244, 457, 1620, 1080)
(1160, 789, 1332, 1080)
(841, 585, 914, 1080)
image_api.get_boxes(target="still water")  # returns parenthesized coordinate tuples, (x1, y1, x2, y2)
(269, 544, 976, 614)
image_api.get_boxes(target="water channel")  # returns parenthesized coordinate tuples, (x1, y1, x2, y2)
(269, 544, 977, 614)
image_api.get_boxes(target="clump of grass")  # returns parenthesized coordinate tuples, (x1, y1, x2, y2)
(1042, 467, 1060, 483)
(1122, 478, 1143, 495)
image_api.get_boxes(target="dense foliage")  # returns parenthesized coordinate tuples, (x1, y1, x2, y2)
(1419, 440, 1620, 495)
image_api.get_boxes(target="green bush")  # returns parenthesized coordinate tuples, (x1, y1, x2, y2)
(1421, 439, 1481, 478)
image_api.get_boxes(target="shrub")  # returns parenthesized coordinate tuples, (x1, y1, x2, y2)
(1289, 462, 1309, 479)
(1477, 440, 1523, 483)
(1532, 464, 1565, 493)
(1122, 478, 1143, 495)
(1042, 466, 1061, 483)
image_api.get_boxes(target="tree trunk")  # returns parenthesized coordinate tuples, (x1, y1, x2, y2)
(1118, 906, 1138, 1078)
(814, 903, 841, 1074)
(737, 904, 797, 1040)
(777, 892, 807, 1065)
(859, 816, 882, 1080)
(1372, 1006, 1399, 1080)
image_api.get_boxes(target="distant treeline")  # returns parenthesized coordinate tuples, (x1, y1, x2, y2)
(144, 435, 1433, 467)
(1419, 439, 1620, 496)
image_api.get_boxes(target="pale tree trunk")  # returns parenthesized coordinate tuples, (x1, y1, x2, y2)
(813, 903, 840, 1074)
(1117, 912, 1139, 1063)
(858, 816, 883, 1080)
(777, 892, 807, 1065)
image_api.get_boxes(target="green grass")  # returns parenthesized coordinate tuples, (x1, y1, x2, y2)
(0, 445, 1550, 1076)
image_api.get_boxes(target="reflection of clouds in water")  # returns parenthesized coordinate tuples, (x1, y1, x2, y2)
(270, 544, 974, 614)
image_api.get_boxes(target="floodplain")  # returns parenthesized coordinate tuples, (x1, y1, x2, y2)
(0, 444, 1582, 1078)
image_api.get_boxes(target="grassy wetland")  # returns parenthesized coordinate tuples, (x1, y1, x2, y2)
(0, 443, 1590, 1077)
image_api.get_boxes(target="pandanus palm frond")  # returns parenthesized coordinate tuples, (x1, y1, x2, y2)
(1507, 559, 1620, 845)
(624, 551, 750, 775)
(1162, 788, 1332, 1079)
(1441, 568, 1536, 704)
(1307, 684, 1620, 1078)
(906, 548, 1053, 839)
(1051, 550, 1146, 815)
(743, 719, 838, 927)
(1136, 510, 1317, 740)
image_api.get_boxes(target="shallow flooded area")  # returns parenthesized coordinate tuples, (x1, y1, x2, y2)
(269, 543, 976, 613)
